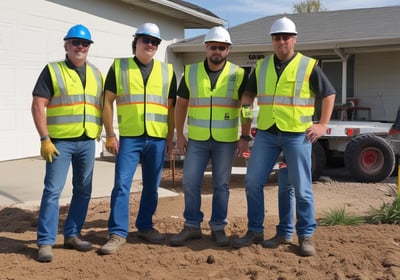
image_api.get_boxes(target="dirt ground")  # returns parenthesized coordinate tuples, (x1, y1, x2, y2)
(1, 161, 400, 280)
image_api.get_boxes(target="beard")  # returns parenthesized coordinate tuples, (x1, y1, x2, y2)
(209, 55, 226, 66)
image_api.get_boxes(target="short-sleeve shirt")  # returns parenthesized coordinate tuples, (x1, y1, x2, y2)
(177, 59, 248, 99)
(245, 52, 335, 99)
(104, 56, 177, 104)
(32, 56, 86, 99)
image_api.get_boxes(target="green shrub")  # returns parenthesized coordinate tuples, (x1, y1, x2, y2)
(319, 207, 364, 226)
(367, 194, 400, 224)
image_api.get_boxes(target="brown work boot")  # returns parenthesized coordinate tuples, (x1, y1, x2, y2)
(137, 228, 165, 244)
(298, 236, 316, 256)
(211, 230, 230, 247)
(37, 245, 53, 262)
(64, 236, 92, 252)
(262, 234, 292, 249)
(169, 226, 202, 247)
(232, 230, 264, 249)
(99, 234, 126, 255)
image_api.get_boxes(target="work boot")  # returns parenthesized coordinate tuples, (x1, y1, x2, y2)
(137, 228, 165, 244)
(232, 230, 264, 249)
(298, 236, 316, 256)
(169, 226, 202, 247)
(211, 230, 230, 247)
(99, 234, 126, 255)
(63, 236, 92, 252)
(262, 234, 292, 249)
(37, 245, 53, 262)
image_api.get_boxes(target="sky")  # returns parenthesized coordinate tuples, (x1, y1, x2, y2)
(184, 0, 400, 38)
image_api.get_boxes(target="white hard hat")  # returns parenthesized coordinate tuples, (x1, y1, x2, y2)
(134, 23, 162, 41)
(270, 17, 297, 35)
(204, 26, 232, 45)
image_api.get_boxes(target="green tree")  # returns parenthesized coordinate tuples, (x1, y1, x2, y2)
(293, 0, 327, 13)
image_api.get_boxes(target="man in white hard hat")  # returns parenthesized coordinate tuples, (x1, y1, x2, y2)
(99, 23, 177, 254)
(170, 26, 249, 247)
(232, 17, 336, 256)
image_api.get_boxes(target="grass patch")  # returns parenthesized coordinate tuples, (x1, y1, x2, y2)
(367, 194, 400, 225)
(319, 207, 364, 226)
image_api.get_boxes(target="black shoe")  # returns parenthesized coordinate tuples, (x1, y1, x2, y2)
(63, 236, 92, 252)
(212, 230, 230, 247)
(170, 226, 202, 247)
(232, 230, 264, 249)
(137, 228, 165, 244)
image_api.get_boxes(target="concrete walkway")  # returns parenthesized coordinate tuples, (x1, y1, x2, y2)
(0, 157, 178, 209)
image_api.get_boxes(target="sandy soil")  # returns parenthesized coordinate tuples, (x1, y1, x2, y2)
(1, 162, 400, 280)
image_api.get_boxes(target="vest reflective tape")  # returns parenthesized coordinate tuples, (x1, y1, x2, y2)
(186, 61, 244, 142)
(256, 53, 316, 132)
(46, 61, 103, 138)
(114, 57, 172, 137)
(188, 117, 238, 128)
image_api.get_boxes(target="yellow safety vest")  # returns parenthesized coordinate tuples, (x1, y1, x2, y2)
(256, 53, 316, 132)
(47, 61, 103, 139)
(185, 61, 245, 142)
(114, 58, 173, 137)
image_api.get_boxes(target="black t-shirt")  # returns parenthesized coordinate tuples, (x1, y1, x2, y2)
(245, 52, 336, 99)
(104, 56, 177, 104)
(32, 56, 86, 99)
(177, 59, 248, 99)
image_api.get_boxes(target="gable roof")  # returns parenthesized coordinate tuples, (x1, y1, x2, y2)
(169, 6, 400, 56)
(119, 0, 224, 28)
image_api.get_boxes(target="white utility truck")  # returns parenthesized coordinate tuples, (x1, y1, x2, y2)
(311, 118, 400, 182)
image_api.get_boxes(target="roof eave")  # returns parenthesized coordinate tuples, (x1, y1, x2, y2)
(119, 0, 225, 28)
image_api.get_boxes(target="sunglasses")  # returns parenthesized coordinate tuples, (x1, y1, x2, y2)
(71, 39, 91, 47)
(141, 37, 160, 46)
(272, 34, 293, 42)
(207, 45, 228, 51)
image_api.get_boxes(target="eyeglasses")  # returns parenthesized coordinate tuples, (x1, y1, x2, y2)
(207, 45, 228, 51)
(71, 39, 91, 47)
(141, 37, 160, 46)
(272, 34, 293, 42)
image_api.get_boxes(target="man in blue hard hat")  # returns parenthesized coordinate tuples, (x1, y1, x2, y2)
(99, 23, 177, 254)
(31, 24, 103, 262)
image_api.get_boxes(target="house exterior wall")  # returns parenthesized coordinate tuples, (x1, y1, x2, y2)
(0, 0, 184, 161)
(354, 51, 400, 121)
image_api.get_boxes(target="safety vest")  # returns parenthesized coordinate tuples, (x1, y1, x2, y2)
(256, 53, 316, 132)
(185, 61, 245, 142)
(114, 58, 173, 137)
(47, 61, 103, 139)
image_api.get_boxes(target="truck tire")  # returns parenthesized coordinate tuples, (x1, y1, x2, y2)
(312, 141, 326, 181)
(344, 134, 395, 182)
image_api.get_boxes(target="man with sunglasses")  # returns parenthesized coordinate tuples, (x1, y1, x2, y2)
(99, 23, 177, 254)
(170, 26, 248, 247)
(31, 24, 103, 262)
(232, 17, 336, 256)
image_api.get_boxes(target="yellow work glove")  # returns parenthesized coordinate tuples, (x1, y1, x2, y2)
(40, 138, 60, 163)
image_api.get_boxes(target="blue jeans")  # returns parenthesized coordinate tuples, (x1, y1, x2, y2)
(182, 139, 236, 231)
(37, 139, 95, 246)
(245, 129, 317, 237)
(108, 136, 165, 237)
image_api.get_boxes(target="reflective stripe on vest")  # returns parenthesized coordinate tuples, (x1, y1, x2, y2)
(256, 53, 316, 132)
(47, 61, 103, 138)
(186, 61, 244, 142)
(114, 57, 172, 137)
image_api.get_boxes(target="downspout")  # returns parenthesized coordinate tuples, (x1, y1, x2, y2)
(334, 48, 351, 105)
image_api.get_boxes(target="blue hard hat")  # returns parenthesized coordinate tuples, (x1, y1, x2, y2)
(64, 24, 93, 43)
